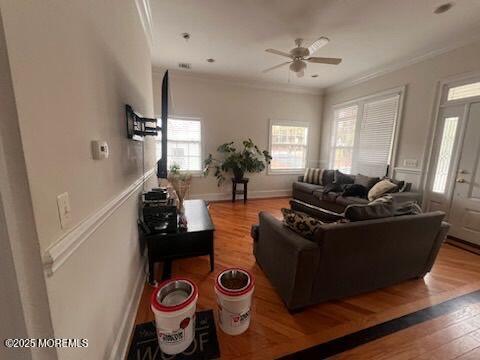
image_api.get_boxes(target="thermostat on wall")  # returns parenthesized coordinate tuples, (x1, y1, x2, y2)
(91, 140, 109, 160)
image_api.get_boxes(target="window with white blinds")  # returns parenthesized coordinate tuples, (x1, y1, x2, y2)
(331, 91, 402, 177)
(155, 118, 202, 172)
(331, 106, 358, 173)
(269, 120, 309, 173)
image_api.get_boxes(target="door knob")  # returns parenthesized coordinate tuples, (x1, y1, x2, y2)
(456, 178, 466, 183)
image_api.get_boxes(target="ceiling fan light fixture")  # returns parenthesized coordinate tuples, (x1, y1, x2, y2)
(289, 60, 306, 73)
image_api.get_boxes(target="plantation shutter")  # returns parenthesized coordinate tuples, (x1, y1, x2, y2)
(354, 95, 400, 177)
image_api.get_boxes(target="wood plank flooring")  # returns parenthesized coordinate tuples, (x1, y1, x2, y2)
(132, 198, 480, 359)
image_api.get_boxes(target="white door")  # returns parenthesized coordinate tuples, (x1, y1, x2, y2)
(448, 102, 480, 245)
(426, 105, 464, 213)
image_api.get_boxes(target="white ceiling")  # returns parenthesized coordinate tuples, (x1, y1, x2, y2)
(149, 0, 480, 90)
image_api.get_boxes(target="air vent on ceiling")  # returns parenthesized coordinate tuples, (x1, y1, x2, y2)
(178, 62, 191, 70)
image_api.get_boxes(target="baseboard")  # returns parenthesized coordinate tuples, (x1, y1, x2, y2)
(188, 189, 291, 202)
(109, 263, 146, 360)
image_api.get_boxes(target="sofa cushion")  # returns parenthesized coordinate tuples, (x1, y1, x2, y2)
(344, 199, 395, 222)
(368, 179, 398, 201)
(334, 170, 355, 185)
(316, 190, 341, 203)
(322, 170, 336, 186)
(281, 208, 324, 238)
(355, 174, 380, 190)
(336, 196, 369, 207)
(293, 181, 322, 195)
(303, 168, 324, 185)
(342, 184, 368, 198)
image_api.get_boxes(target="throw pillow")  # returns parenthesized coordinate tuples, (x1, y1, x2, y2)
(342, 184, 368, 198)
(368, 179, 398, 201)
(382, 177, 405, 193)
(303, 168, 324, 185)
(281, 208, 324, 238)
(355, 174, 380, 190)
(322, 169, 336, 185)
(344, 198, 395, 222)
(334, 170, 355, 185)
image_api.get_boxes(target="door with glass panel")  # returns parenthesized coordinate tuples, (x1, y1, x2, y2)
(448, 102, 480, 245)
(427, 105, 464, 214)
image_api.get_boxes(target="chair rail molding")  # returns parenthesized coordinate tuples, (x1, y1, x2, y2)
(42, 168, 156, 276)
(393, 167, 423, 191)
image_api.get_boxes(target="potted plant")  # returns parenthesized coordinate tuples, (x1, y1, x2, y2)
(203, 139, 272, 185)
(167, 164, 193, 229)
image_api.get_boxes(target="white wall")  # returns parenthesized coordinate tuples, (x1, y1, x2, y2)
(0, 11, 56, 360)
(153, 70, 323, 200)
(321, 40, 480, 190)
(1, 0, 156, 359)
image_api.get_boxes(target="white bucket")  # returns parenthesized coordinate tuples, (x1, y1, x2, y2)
(214, 268, 255, 335)
(151, 278, 198, 355)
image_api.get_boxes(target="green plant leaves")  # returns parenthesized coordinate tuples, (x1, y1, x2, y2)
(203, 139, 272, 186)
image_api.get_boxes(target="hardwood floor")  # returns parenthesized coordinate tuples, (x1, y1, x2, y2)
(132, 198, 480, 359)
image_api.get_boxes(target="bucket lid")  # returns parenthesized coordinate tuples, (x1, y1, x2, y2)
(215, 268, 254, 296)
(151, 278, 198, 312)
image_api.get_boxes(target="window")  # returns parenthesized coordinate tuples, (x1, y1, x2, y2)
(432, 116, 458, 193)
(331, 105, 357, 173)
(155, 118, 202, 172)
(447, 81, 480, 101)
(331, 90, 402, 177)
(269, 120, 309, 173)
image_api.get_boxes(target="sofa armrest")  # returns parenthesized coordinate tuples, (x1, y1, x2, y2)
(254, 212, 320, 310)
(389, 191, 422, 205)
(422, 221, 450, 275)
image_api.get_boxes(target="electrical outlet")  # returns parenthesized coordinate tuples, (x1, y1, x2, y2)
(403, 159, 418, 168)
(57, 192, 72, 229)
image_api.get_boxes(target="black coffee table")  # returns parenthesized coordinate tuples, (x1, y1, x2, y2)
(145, 199, 215, 285)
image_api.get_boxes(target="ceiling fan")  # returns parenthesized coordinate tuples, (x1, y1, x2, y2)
(263, 37, 342, 78)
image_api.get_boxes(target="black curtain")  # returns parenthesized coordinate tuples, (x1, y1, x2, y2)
(157, 71, 169, 178)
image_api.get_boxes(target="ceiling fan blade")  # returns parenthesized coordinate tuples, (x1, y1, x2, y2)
(307, 37, 330, 55)
(262, 61, 291, 73)
(296, 70, 304, 78)
(265, 49, 293, 58)
(307, 57, 342, 65)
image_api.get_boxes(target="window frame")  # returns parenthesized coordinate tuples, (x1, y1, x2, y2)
(441, 76, 480, 106)
(156, 115, 204, 175)
(268, 118, 310, 175)
(330, 86, 405, 177)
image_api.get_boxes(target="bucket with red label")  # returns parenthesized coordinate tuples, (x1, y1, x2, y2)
(151, 278, 198, 354)
(214, 268, 255, 335)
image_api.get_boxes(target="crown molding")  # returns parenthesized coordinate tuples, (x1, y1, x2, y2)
(152, 67, 324, 96)
(326, 35, 480, 94)
(135, 0, 153, 49)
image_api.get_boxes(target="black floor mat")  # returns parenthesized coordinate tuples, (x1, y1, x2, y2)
(127, 310, 220, 360)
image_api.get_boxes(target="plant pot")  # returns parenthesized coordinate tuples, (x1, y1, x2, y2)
(233, 167, 245, 181)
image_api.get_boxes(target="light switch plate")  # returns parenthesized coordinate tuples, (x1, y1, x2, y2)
(57, 192, 72, 229)
(403, 159, 418, 168)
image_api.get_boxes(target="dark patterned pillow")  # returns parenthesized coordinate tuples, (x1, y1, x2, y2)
(281, 208, 324, 238)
